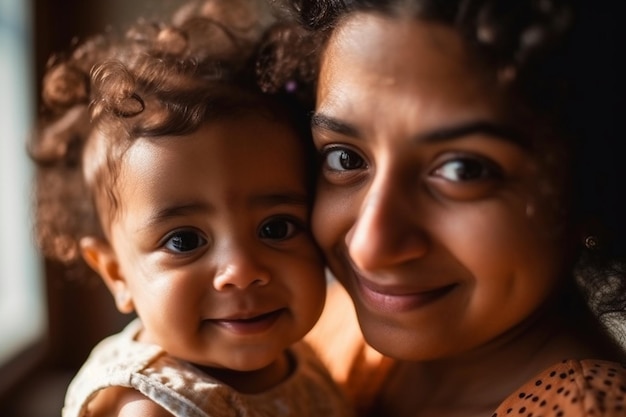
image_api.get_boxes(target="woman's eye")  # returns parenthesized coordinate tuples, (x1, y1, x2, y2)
(259, 218, 300, 241)
(431, 157, 502, 182)
(163, 230, 208, 253)
(323, 147, 366, 171)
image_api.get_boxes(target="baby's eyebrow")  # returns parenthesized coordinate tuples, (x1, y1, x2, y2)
(248, 193, 309, 208)
(139, 202, 211, 231)
(141, 193, 309, 230)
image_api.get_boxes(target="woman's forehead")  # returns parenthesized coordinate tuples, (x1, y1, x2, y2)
(318, 10, 571, 166)
(323, 12, 488, 98)
(320, 15, 503, 125)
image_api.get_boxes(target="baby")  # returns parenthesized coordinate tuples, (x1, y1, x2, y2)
(28, 1, 350, 416)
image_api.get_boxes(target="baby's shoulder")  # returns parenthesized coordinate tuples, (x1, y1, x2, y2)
(86, 386, 174, 417)
(495, 359, 626, 417)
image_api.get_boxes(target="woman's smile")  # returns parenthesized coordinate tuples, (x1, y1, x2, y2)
(353, 269, 458, 313)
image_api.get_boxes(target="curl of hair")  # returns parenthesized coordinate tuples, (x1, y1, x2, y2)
(29, 0, 297, 279)
(255, 21, 322, 109)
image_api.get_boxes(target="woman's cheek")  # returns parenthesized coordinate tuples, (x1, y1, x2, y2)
(312, 184, 355, 257)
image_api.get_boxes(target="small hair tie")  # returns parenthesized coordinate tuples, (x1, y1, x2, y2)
(285, 79, 298, 93)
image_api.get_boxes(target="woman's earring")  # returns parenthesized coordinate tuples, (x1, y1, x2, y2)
(584, 235, 600, 250)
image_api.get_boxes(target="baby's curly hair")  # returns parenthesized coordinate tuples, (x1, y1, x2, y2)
(29, 0, 311, 275)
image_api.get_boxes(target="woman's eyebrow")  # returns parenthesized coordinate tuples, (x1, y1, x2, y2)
(312, 114, 527, 148)
(416, 121, 528, 148)
(311, 113, 360, 137)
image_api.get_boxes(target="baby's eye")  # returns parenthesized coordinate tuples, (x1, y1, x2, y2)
(163, 229, 208, 253)
(322, 147, 366, 171)
(258, 217, 301, 241)
(431, 156, 502, 182)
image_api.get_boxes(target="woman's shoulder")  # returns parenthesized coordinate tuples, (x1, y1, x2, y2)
(495, 359, 626, 417)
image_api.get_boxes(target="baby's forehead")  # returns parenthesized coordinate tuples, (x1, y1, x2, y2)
(85, 91, 311, 205)
(111, 111, 304, 179)
(103, 117, 311, 221)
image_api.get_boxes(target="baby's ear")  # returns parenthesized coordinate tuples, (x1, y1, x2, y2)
(79, 236, 134, 314)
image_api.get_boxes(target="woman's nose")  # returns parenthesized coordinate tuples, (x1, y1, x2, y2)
(212, 247, 271, 291)
(346, 172, 429, 272)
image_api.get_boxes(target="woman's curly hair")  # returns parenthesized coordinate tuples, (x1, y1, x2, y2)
(270, 0, 624, 252)
(28, 0, 311, 276)
(266, 0, 626, 347)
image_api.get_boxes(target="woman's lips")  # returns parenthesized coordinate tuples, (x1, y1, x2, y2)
(355, 274, 456, 313)
(210, 309, 284, 335)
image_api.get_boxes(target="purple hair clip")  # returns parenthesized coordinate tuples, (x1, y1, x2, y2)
(285, 79, 298, 93)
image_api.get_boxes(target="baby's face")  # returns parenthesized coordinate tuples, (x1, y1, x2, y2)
(105, 113, 325, 372)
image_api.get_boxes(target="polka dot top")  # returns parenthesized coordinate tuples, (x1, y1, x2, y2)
(493, 359, 626, 417)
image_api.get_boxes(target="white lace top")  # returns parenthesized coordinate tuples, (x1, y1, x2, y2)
(63, 319, 352, 417)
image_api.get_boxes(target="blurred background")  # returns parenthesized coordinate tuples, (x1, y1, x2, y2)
(0, 1, 191, 415)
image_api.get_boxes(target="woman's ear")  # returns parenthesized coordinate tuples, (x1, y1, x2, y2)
(79, 236, 134, 314)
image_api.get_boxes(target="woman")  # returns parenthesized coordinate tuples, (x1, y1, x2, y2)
(263, 0, 626, 416)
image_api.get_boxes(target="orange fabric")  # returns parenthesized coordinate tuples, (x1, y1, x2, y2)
(495, 359, 626, 417)
(305, 281, 395, 415)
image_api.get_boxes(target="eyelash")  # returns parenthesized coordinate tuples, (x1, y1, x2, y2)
(318, 143, 506, 204)
(430, 154, 504, 182)
(162, 229, 209, 254)
(321, 145, 368, 172)
(320, 146, 502, 180)
(160, 216, 307, 255)
(257, 216, 305, 241)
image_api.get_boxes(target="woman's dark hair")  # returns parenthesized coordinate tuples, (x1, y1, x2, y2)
(266, 0, 626, 347)
(279, 0, 626, 252)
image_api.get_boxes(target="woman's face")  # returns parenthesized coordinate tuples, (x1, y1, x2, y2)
(312, 13, 572, 360)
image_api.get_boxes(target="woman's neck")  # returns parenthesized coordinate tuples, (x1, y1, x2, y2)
(371, 302, 604, 417)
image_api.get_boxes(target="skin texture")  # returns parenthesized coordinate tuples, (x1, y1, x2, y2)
(81, 113, 326, 416)
(311, 13, 599, 416)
